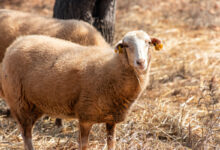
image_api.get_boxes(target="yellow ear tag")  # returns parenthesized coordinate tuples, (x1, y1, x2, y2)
(115, 45, 123, 54)
(155, 43, 163, 51)
(118, 45, 123, 54)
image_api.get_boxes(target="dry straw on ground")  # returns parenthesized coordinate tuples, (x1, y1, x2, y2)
(0, 0, 219, 149)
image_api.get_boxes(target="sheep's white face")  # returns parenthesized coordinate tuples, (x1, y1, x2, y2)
(116, 30, 152, 72)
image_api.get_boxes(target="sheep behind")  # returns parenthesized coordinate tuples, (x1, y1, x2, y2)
(0, 9, 109, 61)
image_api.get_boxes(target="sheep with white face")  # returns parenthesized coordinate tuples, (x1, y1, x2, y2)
(1, 30, 162, 150)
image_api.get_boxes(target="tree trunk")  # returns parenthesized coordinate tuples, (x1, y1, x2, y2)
(53, 0, 116, 44)
(92, 0, 116, 44)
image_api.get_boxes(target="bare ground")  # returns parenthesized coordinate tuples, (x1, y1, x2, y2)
(0, 0, 219, 149)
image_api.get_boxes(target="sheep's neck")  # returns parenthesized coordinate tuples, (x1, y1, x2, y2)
(111, 55, 148, 98)
(103, 55, 149, 122)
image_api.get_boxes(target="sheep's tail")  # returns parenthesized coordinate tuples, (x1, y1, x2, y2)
(0, 63, 5, 98)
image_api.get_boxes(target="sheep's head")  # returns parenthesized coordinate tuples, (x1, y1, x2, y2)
(115, 30, 162, 73)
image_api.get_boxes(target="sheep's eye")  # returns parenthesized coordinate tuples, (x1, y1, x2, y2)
(145, 40, 151, 45)
(122, 44, 129, 48)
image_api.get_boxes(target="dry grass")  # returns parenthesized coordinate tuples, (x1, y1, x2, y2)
(0, 0, 219, 149)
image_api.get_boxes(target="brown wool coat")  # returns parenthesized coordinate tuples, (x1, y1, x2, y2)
(1, 35, 149, 124)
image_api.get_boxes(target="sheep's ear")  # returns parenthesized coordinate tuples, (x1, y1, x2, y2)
(114, 41, 124, 54)
(150, 38, 163, 51)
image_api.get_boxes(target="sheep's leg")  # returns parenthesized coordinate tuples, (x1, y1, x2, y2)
(21, 125, 34, 150)
(0, 108, 11, 118)
(79, 122, 93, 150)
(11, 107, 42, 150)
(106, 123, 116, 150)
(55, 118, 62, 127)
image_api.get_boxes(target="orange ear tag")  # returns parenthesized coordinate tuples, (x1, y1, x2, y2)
(155, 43, 163, 51)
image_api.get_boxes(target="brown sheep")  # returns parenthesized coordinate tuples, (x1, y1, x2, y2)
(0, 9, 109, 61)
(1, 31, 162, 150)
(0, 9, 109, 126)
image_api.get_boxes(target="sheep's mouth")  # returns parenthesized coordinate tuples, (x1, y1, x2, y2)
(138, 65, 146, 70)
(135, 65, 148, 73)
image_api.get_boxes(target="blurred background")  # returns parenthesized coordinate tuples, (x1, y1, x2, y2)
(0, 0, 219, 149)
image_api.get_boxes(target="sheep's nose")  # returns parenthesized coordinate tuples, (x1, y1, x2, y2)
(136, 59, 145, 67)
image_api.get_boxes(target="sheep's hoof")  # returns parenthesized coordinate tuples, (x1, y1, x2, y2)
(0, 109, 11, 118)
(55, 118, 62, 127)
